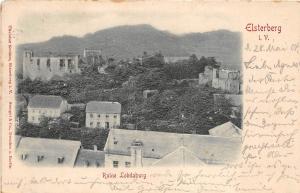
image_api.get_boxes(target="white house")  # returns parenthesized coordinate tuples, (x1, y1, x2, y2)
(85, 101, 121, 129)
(16, 136, 81, 167)
(27, 95, 68, 124)
(104, 127, 241, 168)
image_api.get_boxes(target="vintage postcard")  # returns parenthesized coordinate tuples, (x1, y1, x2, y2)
(0, 1, 299, 193)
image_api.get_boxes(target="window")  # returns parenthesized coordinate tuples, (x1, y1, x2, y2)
(113, 115, 117, 119)
(57, 157, 64, 164)
(47, 59, 51, 68)
(37, 59, 40, 70)
(106, 115, 109, 118)
(216, 69, 219, 78)
(97, 114, 101, 118)
(90, 113, 93, 118)
(113, 137, 118, 144)
(67, 59, 72, 69)
(105, 122, 109, 129)
(37, 155, 44, 162)
(32, 116, 34, 121)
(96, 161, 100, 167)
(97, 122, 100, 127)
(125, 162, 131, 168)
(21, 154, 28, 160)
(113, 161, 119, 168)
(59, 59, 65, 69)
(90, 122, 93, 127)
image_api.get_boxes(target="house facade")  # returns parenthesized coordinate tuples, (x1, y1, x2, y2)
(199, 65, 241, 94)
(85, 101, 121, 129)
(104, 127, 241, 168)
(27, 95, 68, 124)
(212, 68, 241, 94)
(23, 50, 81, 81)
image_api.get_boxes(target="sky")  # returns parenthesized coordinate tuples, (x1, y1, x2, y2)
(14, 1, 245, 44)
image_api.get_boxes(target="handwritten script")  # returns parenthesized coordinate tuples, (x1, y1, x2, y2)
(2, 25, 300, 193)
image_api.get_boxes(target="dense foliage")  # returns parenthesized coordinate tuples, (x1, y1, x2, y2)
(17, 52, 241, 142)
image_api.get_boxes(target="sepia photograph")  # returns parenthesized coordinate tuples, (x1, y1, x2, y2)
(15, 20, 243, 167)
(1, 1, 300, 193)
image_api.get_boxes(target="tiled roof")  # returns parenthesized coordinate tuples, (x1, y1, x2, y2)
(104, 128, 241, 165)
(75, 149, 105, 167)
(28, 95, 64, 109)
(86, 101, 121, 114)
(16, 137, 81, 167)
(208, 121, 242, 137)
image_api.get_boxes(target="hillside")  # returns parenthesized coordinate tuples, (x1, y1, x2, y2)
(17, 24, 241, 73)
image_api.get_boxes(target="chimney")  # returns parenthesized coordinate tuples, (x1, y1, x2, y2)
(130, 140, 143, 167)
(93, 145, 98, 151)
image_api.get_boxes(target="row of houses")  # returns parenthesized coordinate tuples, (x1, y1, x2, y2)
(24, 95, 121, 129)
(15, 121, 241, 167)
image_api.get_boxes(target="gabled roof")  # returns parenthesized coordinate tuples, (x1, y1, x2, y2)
(75, 149, 105, 167)
(152, 146, 206, 167)
(209, 121, 242, 137)
(104, 128, 241, 165)
(16, 137, 81, 167)
(86, 101, 121, 114)
(28, 95, 64, 109)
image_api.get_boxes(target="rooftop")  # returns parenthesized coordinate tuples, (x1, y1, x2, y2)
(74, 149, 105, 167)
(16, 137, 81, 167)
(208, 121, 242, 138)
(86, 101, 121, 114)
(28, 95, 64, 109)
(104, 128, 241, 165)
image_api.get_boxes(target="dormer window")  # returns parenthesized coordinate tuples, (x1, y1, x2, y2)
(113, 137, 118, 144)
(57, 157, 64, 164)
(37, 155, 44, 162)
